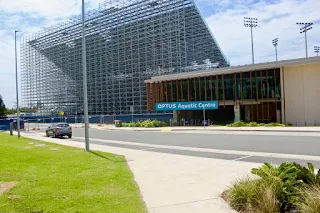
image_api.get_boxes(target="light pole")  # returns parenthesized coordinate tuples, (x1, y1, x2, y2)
(202, 105, 206, 130)
(315, 46, 320, 56)
(15, 30, 21, 138)
(296, 22, 313, 58)
(244, 17, 258, 64)
(82, 0, 90, 151)
(272, 38, 279, 61)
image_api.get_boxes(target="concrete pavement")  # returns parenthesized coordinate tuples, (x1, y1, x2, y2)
(15, 131, 260, 213)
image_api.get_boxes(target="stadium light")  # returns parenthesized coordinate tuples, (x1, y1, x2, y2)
(244, 17, 258, 64)
(272, 38, 279, 61)
(296, 22, 313, 57)
(315, 46, 320, 56)
(82, 0, 90, 151)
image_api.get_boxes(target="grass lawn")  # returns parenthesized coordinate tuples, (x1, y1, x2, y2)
(0, 133, 147, 213)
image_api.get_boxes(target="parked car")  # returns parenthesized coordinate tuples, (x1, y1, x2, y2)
(46, 123, 72, 138)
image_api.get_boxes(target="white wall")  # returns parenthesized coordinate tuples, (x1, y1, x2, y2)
(283, 63, 320, 126)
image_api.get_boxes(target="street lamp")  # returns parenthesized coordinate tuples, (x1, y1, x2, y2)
(296, 22, 313, 58)
(82, 0, 90, 151)
(15, 30, 21, 138)
(244, 17, 258, 64)
(272, 38, 279, 61)
(315, 46, 320, 56)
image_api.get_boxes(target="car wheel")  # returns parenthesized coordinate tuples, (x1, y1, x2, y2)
(53, 132, 56, 138)
(46, 131, 49, 137)
(68, 134, 72, 139)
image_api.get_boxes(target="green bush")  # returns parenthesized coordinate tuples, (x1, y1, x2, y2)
(248, 121, 261, 127)
(227, 177, 280, 213)
(226, 162, 320, 213)
(252, 162, 302, 211)
(122, 122, 130, 127)
(296, 185, 320, 213)
(121, 120, 168, 128)
(227, 177, 261, 210)
(293, 162, 320, 185)
(114, 120, 122, 127)
(265, 122, 287, 127)
(227, 121, 247, 127)
(227, 121, 290, 127)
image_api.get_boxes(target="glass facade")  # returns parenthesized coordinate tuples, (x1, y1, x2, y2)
(149, 68, 281, 103)
(147, 68, 281, 123)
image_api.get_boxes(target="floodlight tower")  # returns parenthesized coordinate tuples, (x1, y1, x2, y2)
(315, 46, 320, 56)
(272, 38, 279, 61)
(244, 17, 258, 64)
(296, 22, 313, 58)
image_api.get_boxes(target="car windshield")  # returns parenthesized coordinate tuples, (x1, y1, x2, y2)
(57, 124, 70, 127)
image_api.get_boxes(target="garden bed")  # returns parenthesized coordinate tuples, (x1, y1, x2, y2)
(227, 121, 292, 127)
(121, 119, 169, 128)
(223, 162, 320, 213)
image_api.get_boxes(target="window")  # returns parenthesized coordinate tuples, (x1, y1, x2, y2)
(57, 124, 70, 127)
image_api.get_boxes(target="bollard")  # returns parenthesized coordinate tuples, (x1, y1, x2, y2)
(10, 122, 13, 136)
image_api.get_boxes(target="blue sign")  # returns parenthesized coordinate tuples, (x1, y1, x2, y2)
(156, 101, 218, 111)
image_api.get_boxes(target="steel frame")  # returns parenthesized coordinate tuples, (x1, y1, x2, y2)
(21, 0, 228, 115)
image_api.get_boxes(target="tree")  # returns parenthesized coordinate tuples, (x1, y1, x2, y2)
(5, 108, 16, 115)
(0, 95, 7, 119)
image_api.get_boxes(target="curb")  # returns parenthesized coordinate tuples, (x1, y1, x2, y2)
(96, 127, 320, 133)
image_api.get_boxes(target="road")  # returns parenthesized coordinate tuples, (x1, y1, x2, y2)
(25, 124, 320, 167)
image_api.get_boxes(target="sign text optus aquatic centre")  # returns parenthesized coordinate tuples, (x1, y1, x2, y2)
(156, 101, 218, 111)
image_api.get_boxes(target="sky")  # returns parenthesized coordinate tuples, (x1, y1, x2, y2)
(0, 0, 319, 108)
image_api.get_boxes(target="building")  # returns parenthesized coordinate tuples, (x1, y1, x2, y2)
(145, 57, 320, 126)
(21, 0, 228, 116)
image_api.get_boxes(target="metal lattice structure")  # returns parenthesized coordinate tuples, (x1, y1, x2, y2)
(21, 0, 228, 115)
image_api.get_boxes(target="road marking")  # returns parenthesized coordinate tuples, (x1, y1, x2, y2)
(69, 136, 320, 162)
(233, 155, 253, 161)
(140, 147, 158, 151)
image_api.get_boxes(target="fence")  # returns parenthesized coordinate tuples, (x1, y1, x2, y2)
(22, 113, 173, 124)
(0, 119, 25, 131)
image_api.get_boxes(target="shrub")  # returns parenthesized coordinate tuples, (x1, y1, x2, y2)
(122, 122, 130, 127)
(296, 185, 320, 213)
(227, 121, 290, 127)
(248, 121, 260, 127)
(226, 162, 320, 213)
(227, 121, 247, 127)
(134, 122, 141, 127)
(227, 177, 280, 213)
(265, 122, 287, 127)
(252, 162, 302, 212)
(293, 162, 320, 185)
(254, 185, 280, 213)
(121, 119, 169, 128)
(227, 177, 261, 211)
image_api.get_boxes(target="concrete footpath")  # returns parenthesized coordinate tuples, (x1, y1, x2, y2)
(17, 132, 260, 213)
